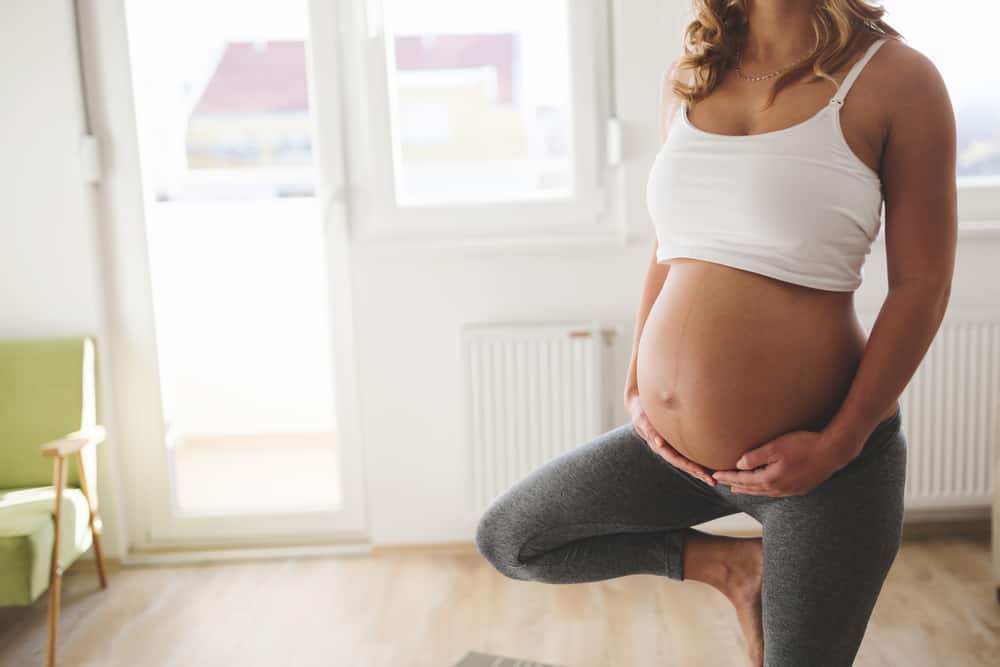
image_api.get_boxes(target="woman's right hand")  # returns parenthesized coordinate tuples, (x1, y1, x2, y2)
(626, 391, 716, 486)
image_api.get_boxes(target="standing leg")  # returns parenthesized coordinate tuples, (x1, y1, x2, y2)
(475, 422, 740, 584)
(750, 424, 907, 666)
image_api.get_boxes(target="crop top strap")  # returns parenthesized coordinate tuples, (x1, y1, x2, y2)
(829, 37, 888, 106)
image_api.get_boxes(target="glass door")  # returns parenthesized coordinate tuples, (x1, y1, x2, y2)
(120, 0, 366, 544)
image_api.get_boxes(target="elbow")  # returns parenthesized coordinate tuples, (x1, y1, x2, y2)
(927, 277, 952, 315)
(889, 277, 952, 319)
(935, 280, 952, 319)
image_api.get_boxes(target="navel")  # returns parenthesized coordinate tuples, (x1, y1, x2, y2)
(658, 390, 680, 408)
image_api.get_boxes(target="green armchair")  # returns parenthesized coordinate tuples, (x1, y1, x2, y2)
(0, 337, 110, 667)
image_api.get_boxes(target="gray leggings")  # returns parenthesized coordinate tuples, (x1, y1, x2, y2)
(475, 407, 906, 666)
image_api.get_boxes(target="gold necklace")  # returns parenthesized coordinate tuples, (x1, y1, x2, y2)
(735, 49, 811, 82)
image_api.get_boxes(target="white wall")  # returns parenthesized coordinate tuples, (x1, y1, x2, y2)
(4, 0, 997, 556)
(0, 1, 98, 332)
(0, 0, 128, 556)
(341, 0, 1000, 545)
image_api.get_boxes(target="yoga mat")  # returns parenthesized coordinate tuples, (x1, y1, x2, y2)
(454, 651, 563, 667)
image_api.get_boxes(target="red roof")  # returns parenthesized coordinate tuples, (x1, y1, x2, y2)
(193, 34, 516, 115)
(193, 41, 309, 114)
(394, 34, 515, 104)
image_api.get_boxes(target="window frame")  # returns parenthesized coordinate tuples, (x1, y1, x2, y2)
(958, 182, 1000, 227)
(338, 0, 619, 243)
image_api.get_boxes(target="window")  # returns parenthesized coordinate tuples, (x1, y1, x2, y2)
(124, 0, 343, 515)
(884, 1, 1000, 222)
(128, 6, 317, 201)
(343, 0, 616, 240)
(385, 3, 574, 206)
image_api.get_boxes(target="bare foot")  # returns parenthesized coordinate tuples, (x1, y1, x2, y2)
(681, 529, 764, 665)
(721, 537, 764, 667)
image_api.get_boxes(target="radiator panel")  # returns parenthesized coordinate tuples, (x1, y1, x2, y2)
(464, 319, 999, 513)
(465, 323, 607, 511)
(900, 320, 999, 507)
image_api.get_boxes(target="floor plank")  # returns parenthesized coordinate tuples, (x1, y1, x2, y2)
(1, 536, 997, 666)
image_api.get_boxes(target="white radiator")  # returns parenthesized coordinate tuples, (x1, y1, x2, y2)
(899, 319, 999, 509)
(463, 321, 616, 511)
(464, 318, 999, 516)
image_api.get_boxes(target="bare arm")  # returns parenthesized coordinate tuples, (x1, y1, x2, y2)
(819, 46, 958, 466)
(623, 60, 684, 404)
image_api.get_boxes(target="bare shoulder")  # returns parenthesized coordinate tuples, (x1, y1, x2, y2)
(869, 38, 954, 130)
(872, 37, 946, 88)
(874, 36, 957, 265)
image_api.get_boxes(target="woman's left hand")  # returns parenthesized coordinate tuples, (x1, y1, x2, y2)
(710, 429, 853, 497)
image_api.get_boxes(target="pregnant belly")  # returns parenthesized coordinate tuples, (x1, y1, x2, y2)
(636, 258, 880, 471)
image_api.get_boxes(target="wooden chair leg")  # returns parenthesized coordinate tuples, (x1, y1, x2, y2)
(90, 517, 108, 589)
(46, 570, 63, 667)
(47, 455, 67, 667)
(76, 449, 108, 588)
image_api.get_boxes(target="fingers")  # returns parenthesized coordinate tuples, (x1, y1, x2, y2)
(711, 467, 775, 489)
(632, 416, 716, 486)
(634, 414, 716, 486)
(715, 469, 779, 495)
(736, 442, 776, 470)
(656, 444, 701, 477)
(636, 422, 663, 455)
(729, 485, 782, 497)
(637, 414, 665, 449)
(652, 440, 716, 487)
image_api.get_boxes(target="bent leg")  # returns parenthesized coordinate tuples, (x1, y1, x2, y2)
(752, 427, 907, 666)
(474, 423, 738, 584)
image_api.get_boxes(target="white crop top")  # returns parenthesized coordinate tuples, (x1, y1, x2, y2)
(646, 37, 888, 292)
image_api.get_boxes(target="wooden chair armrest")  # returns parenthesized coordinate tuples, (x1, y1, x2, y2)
(40, 426, 107, 458)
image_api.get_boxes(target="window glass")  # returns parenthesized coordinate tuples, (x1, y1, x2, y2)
(125, 0, 341, 513)
(884, 1, 1000, 183)
(128, 1, 314, 200)
(382, 0, 574, 205)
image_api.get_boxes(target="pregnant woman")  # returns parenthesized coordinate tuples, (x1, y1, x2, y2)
(476, 1, 957, 665)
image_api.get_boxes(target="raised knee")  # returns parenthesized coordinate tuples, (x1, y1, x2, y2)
(474, 504, 531, 581)
(473, 510, 499, 563)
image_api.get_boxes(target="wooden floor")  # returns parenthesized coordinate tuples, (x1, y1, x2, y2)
(1, 535, 997, 667)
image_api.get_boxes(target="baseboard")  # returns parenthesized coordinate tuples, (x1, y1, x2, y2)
(371, 541, 479, 557)
(901, 515, 991, 541)
(67, 510, 992, 571)
(699, 510, 993, 541)
(120, 541, 373, 567)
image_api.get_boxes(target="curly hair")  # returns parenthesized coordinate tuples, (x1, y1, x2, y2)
(672, 0, 904, 109)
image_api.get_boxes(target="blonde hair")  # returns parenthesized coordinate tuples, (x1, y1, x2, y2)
(672, 0, 904, 109)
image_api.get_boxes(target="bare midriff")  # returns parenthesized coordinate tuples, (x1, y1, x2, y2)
(636, 258, 899, 471)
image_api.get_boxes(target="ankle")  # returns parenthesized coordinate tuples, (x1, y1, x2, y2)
(682, 529, 737, 591)
(723, 537, 763, 597)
